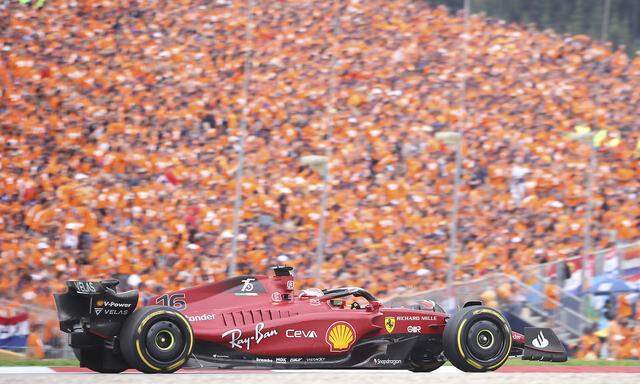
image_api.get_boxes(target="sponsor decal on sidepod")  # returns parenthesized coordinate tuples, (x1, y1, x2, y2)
(286, 329, 318, 338)
(326, 321, 356, 352)
(222, 322, 277, 350)
(396, 315, 437, 321)
(384, 317, 396, 333)
(187, 314, 215, 322)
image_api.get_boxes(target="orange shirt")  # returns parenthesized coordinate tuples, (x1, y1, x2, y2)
(27, 333, 45, 359)
(544, 284, 560, 310)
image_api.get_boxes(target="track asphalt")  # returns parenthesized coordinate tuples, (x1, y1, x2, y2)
(0, 365, 638, 384)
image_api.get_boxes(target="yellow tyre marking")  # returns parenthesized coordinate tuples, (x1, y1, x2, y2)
(135, 309, 194, 371)
(473, 309, 507, 324)
(136, 339, 160, 371)
(466, 358, 483, 370)
(137, 310, 169, 334)
(173, 311, 194, 356)
(461, 308, 511, 371)
(487, 323, 512, 370)
(456, 318, 468, 359)
(168, 358, 185, 371)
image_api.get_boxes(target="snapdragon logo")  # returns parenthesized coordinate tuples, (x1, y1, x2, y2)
(373, 358, 402, 366)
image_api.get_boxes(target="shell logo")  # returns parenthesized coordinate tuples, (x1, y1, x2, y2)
(325, 321, 356, 352)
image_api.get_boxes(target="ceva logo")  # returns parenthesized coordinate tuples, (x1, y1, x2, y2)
(285, 329, 318, 338)
(532, 331, 549, 348)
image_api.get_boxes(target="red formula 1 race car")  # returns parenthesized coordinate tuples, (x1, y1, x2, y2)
(54, 266, 567, 373)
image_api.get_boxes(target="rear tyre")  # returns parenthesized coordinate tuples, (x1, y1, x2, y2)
(408, 336, 445, 372)
(74, 346, 128, 373)
(408, 357, 445, 372)
(442, 306, 512, 372)
(70, 332, 128, 373)
(119, 306, 194, 373)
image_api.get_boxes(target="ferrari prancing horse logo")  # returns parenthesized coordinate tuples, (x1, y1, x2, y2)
(384, 317, 396, 333)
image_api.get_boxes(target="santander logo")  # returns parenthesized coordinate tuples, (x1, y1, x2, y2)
(188, 314, 215, 322)
(532, 331, 549, 348)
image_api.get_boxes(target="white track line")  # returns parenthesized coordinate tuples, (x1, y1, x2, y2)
(0, 367, 56, 374)
(0, 367, 462, 375)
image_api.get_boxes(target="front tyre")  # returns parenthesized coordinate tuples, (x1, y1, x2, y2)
(119, 306, 194, 373)
(442, 306, 511, 372)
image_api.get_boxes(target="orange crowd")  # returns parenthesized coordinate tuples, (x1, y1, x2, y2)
(576, 293, 640, 360)
(479, 280, 640, 360)
(1, 0, 640, 315)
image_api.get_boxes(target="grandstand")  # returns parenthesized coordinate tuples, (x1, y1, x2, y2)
(0, 0, 639, 360)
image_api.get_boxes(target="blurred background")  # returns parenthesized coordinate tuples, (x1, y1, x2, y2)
(0, 0, 639, 362)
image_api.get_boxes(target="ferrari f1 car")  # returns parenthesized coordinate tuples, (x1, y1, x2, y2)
(54, 266, 567, 373)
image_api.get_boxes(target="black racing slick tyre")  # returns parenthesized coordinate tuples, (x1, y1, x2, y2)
(74, 347, 128, 373)
(70, 333, 128, 373)
(408, 358, 445, 372)
(119, 306, 194, 373)
(442, 306, 512, 372)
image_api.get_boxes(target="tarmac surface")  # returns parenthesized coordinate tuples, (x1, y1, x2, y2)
(0, 366, 639, 384)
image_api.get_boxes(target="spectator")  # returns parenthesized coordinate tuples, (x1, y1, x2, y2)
(26, 322, 45, 359)
(0, 0, 638, 310)
(576, 325, 601, 360)
(618, 294, 633, 319)
(544, 280, 560, 325)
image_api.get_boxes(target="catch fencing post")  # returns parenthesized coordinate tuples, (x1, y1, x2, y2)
(229, 0, 255, 276)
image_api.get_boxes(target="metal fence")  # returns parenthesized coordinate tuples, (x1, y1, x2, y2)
(384, 239, 640, 340)
(3, 244, 639, 359)
(520, 241, 640, 288)
(385, 272, 596, 342)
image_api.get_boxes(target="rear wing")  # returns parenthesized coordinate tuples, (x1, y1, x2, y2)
(65, 280, 117, 295)
(54, 280, 138, 336)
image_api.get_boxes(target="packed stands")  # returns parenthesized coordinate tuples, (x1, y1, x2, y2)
(1, 1, 640, 357)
